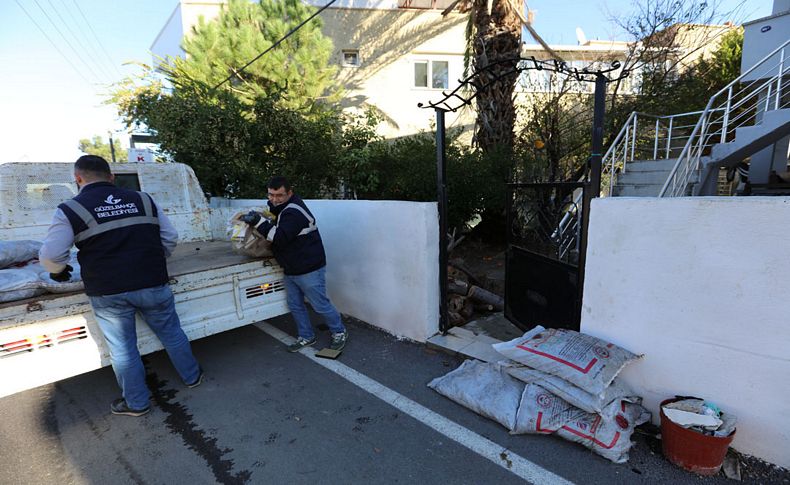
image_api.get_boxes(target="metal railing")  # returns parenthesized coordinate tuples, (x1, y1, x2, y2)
(600, 109, 729, 196)
(659, 38, 790, 197)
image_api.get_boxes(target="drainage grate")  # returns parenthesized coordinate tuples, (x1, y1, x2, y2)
(0, 326, 86, 359)
(244, 281, 285, 299)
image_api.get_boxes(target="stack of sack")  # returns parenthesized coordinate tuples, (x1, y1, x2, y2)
(0, 241, 83, 303)
(429, 325, 649, 463)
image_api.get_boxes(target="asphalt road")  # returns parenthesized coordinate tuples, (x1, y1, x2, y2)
(0, 316, 746, 484)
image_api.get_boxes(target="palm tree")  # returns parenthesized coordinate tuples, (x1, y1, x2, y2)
(443, 0, 561, 154)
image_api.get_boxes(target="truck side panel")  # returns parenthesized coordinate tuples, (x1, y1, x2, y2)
(0, 261, 287, 398)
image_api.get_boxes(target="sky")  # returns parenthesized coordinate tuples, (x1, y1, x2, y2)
(0, 0, 774, 163)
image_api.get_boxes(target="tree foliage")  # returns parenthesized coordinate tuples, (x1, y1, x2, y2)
(78, 135, 128, 163)
(167, 0, 339, 112)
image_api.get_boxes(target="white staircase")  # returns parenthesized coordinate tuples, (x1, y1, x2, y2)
(604, 37, 790, 198)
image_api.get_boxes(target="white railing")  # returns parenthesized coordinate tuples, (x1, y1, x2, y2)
(659, 38, 790, 197)
(600, 109, 729, 196)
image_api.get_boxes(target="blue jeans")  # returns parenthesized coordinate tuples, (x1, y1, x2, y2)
(90, 284, 200, 409)
(284, 267, 345, 340)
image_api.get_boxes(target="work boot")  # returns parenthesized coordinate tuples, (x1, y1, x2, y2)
(287, 336, 316, 353)
(329, 331, 348, 352)
(111, 398, 150, 417)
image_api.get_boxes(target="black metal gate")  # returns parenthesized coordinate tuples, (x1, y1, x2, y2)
(505, 182, 590, 331)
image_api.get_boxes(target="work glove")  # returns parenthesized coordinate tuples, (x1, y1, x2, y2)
(50, 264, 73, 283)
(240, 210, 262, 226)
(241, 211, 273, 236)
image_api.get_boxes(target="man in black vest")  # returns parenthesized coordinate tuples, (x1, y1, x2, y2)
(241, 176, 348, 353)
(39, 156, 202, 417)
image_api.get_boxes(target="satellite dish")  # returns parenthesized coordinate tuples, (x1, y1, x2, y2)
(576, 27, 587, 46)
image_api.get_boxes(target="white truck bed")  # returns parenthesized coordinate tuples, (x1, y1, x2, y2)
(0, 240, 287, 397)
(0, 162, 290, 398)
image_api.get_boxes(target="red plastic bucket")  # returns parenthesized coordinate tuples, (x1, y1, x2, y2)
(660, 398, 735, 475)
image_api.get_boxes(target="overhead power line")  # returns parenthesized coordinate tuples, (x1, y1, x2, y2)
(14, 0, 94, 87)
(52, 0, 118, 82)
(213, 0, 337, 90)
(44, 0, 115, 83)
(33, 0, 105, 83)
(70, 0, 124, 79)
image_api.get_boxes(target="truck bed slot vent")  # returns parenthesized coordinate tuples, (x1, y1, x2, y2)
(56, 326, 88, 345)
(244, 281, 285, 299)
(0, 328, 73, 358)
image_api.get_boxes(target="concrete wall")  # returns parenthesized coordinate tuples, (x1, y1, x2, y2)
(581, 197, 790, 468)
(210, 198, 440, 342)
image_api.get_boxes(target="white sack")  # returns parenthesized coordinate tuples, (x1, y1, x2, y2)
(428, 359, 524, 430)
(493, 326, 642, 395)
(500, 360, 638, 414)
(0, 240, 42, 269)
(0, 254, 83, 303)
(513, 383, 650, 463)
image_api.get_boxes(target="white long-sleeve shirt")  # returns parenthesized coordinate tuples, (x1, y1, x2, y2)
(39, 200, 179, 273)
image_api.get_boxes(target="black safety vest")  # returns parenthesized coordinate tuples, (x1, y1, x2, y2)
(59, 182, 169, 296)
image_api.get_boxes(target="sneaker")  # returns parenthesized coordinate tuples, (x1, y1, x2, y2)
(111, 398, 150, 417)
(187, 369, 204, 389)
(287, 336, 316, 353)
(329, 331, 348, 352)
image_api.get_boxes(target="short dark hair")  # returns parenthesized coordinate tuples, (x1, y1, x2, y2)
(267, 176, 291, 191)
(74, 155, 112, 179)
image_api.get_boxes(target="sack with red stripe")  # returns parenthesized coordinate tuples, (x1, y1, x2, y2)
(493, 326, 642, 395)
(513, 383, 650, 463)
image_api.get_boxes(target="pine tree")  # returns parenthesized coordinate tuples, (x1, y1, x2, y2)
(166, 0, 339, 112)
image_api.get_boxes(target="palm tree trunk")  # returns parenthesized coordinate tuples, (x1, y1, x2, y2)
(471, 0, 521, 154)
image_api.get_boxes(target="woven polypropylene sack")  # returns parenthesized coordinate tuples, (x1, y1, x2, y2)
(0, 265, 43, 303)
(0, 240, 42, 269)
(513, 383, 650, 463)
(428, 360, 524, 431)
(493, 326, 642, 395)
(500, 361, 638, 414)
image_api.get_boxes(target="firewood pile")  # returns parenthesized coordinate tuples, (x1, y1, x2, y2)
(447, 259, 504, 327)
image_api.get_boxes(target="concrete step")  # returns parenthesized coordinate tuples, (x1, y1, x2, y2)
(620, 159, 678, 172)
(611, 183, 665, 197)
(617, 170, 671, 185)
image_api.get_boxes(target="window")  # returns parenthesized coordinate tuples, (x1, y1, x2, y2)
(431, 61, 448, 89)
(114, 174, 142, 191)
(414, 60, 449, 89)
(342, 49, 360, 67)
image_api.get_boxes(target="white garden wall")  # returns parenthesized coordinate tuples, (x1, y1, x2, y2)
(581, 197, 790, 468)
(210, 198, 440, 342)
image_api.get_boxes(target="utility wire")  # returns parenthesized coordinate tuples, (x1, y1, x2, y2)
(33, 0, 104, 83)
(212, 0, 337, 90)
(71, 0, 124, 79)
(45, 0, 114, 83)
(55, 0, 119, 82)
(14, 0, 94, 87)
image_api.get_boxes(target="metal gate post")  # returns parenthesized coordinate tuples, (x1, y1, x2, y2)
(589, 74, 607, 197)
(435, 108, 449, 333)
(578, 74, 607, 322)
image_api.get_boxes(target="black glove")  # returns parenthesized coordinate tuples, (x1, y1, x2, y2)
(240, 210, 262, 226)
(50, 264, 73, 282)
